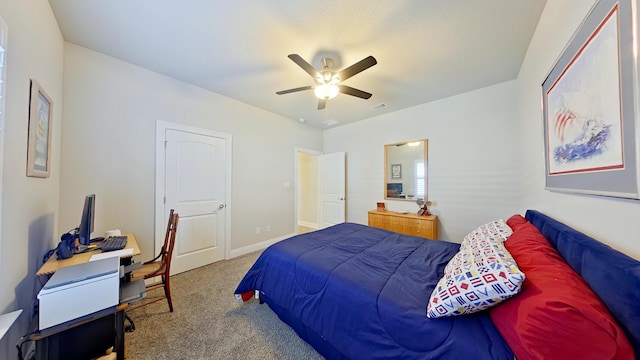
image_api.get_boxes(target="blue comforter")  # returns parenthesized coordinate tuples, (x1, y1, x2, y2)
(235, 223, 513, 359)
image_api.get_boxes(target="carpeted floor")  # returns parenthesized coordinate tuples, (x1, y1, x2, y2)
(125, 251, 323, 360)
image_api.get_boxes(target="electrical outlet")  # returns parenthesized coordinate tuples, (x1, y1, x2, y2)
(255, 227, 261, 235)
(266, 225, 271, 232)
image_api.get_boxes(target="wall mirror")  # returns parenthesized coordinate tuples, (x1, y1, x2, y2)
(384, 139, 428, 201)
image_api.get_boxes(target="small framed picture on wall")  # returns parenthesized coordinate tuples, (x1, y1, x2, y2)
(26, 79, 53, 178)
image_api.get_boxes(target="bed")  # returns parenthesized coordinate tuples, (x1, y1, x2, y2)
(234, 210, 640, 359)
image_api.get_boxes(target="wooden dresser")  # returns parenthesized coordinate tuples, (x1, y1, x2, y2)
(368, 210, 438, 240)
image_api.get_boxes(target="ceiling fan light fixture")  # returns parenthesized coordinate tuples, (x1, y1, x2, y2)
(315, 84, 339, 100)
(276, 54, 377, 108)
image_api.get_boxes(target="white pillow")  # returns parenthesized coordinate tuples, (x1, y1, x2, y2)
(427, 237, 525, 318)
(461, 219, 513, 248)
(443, 219, 514, 275)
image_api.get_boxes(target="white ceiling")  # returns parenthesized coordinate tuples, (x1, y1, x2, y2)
(48, 0, 547, 130)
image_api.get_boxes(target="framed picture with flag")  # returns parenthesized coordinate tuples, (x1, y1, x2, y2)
(542, 0, 640, 199)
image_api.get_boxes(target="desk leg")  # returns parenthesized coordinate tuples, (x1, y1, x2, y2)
(121, 257, 133, 283)
(115, 309, 125, 360)
(35, 336, 54, 360)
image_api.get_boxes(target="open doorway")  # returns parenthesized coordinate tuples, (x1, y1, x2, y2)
(294, 148, 346, 234)
(295, 148, 321, 234)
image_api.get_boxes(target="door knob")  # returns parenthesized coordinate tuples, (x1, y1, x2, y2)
(339, 198, 344, 201)
(219, 204, 226, 209)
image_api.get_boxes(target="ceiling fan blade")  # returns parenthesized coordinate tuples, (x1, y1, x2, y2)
(317, 99, 327, 110)
(338, 85, 372, 99)
(288, 54, 319, 79)
(338, 56, 377, 81)
(276, 85, 313, 95)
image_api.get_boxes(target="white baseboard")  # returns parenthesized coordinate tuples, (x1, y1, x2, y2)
(229, 233, 296, 258)
(297, 220, 318, 229)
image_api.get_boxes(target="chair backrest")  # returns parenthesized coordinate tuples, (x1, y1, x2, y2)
(158, 209, 175, 256)
(163, 211, 179, 275)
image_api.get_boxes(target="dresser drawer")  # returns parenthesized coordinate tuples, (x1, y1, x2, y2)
(368, 210, 438, 240)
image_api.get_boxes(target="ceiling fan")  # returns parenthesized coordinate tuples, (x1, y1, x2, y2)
(276, 54, 377, 110)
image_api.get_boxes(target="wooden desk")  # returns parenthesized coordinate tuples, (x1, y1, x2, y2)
(37, 233, 140, 276)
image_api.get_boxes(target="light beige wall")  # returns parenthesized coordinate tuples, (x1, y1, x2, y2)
(3, 4, 637, 360)
(324, 80, 521, 242)
(59, 43, 323, 259)
(516, 0, 639, 260)
(0, 1, 64, 358)
(325, 0, 640, 260)
(297, 152, 318, 226)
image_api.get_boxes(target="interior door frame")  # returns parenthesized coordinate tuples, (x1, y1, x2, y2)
(0, 17, 7, 264)
(155, 120, 233, 259)
(294, 147, 322, 233)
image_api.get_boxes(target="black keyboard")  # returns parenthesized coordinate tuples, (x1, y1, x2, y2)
(101, 235, 128, 252)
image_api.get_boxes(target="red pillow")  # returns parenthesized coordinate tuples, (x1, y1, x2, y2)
(506, 214, 527, 231)
(490, 221, 634, 360)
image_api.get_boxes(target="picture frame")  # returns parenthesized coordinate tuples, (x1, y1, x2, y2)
(391, 164, 402, 179)
(541, 0, 640, 199)
(27, 79, 53, 178)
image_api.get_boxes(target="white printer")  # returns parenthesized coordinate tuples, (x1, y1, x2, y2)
(37, 256, 120, 330)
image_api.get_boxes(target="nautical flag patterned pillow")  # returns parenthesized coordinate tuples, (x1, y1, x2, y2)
(427, 238, 525, 318)
(445, 223, 514, 275)
(460, 219, 513, 250)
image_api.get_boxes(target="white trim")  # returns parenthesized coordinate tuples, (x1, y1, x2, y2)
(0, 309, 21, 340)
(155, 120, 232, 261)
(0, 16, 7, 275)
(294, 147, 322, 234)
(297, 220, 318, 229)
(229, 233, 295, 258)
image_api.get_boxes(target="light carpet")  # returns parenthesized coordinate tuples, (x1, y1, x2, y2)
(125, 251, 323, 360)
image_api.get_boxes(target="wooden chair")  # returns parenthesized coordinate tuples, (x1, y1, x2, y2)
(129, 209, 179, 312)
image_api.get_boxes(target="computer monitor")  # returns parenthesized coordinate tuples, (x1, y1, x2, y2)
(77, 194, 95, 246)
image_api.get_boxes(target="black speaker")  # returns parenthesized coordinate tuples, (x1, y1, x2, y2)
(56, 232, 75, 259)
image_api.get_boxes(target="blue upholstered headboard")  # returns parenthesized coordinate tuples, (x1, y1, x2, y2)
(525, 210, 640, 357)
